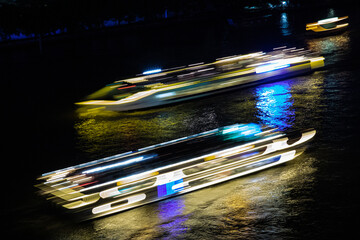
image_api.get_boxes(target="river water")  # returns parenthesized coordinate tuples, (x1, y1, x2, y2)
(3, 5, 360, 240)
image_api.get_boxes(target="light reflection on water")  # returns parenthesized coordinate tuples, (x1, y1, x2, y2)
(255, 82, 294, 130)
(60, 153, 316, 240)
(218, 155, 317, 238)
(306, 32, 350, 66)
(280, 12, 291, 36)
(327, 8, 336, 18)
(75, 105, 223, 158)
(157, 198, 188, 239)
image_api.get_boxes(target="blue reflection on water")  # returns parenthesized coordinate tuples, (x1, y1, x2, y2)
(158, 198, 188, 239)
(255, 82, 294, 130)
(104, 19, 119, 27)
(280, 12, 291, 36)
(327, 8, 335, 18)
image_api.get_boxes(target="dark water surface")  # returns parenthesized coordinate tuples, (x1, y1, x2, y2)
(3, 6, 360, 239)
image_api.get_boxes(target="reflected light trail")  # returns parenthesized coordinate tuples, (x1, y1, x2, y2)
(255, 82, 294, 130)
(157, 198, 188, 239)
(280, 12, 291, 36)
(327, 8, 335, 18)
(306, 33, 350, 55)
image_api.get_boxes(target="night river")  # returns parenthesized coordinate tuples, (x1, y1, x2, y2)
(3, 5, 360, 240)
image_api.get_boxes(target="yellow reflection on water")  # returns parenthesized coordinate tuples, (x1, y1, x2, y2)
(75, 103, 225, 157)
(306, 32, 350, 54)
(75, 108, 187, 156)
(290, 72, 325, 129)
(218, 154, 317, 236)
(83, 154, 317, 239)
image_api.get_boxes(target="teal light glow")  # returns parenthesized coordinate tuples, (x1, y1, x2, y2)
(221, 123, 262, 140)
(156, 92, 176, 98)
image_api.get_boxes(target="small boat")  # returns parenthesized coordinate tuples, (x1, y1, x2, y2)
(306, 16, 349, 36)
(76, 48, 324, 112)
(36, 123, 316, 220)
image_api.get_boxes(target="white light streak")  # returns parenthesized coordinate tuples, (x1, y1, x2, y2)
(143, 69, 162, 75)
(83, 156, 145, 174)
(318, 17, 338, 24)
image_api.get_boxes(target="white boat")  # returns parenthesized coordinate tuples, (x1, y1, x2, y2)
(76, 48, 324, 111)
(36, 123, 316, 220)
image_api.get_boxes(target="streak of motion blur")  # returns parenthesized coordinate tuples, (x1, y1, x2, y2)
(76, 47, 324, 111)
(36, 123, 316, 220)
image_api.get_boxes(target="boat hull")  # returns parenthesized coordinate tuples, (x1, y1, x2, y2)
(79, 58, 324, 112)
(36, 126, 316, 220)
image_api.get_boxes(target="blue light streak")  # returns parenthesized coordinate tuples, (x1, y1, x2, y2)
(143, 69, 162, 75)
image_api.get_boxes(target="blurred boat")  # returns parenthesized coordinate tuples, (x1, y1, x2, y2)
(306, 16, 349, 36)
(36, 123, 316, 220)
(76, 48, 324, 111)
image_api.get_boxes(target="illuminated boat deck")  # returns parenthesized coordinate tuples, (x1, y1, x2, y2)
(306, 16, 349, 34)
(39, 124, 268, 187)
(36, 124, 316, 220)
(76, 47, 325, 111)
